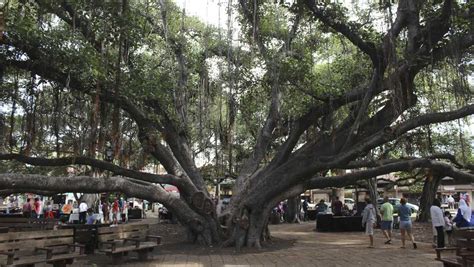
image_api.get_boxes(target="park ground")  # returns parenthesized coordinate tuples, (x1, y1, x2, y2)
(70, 215, 445, 267)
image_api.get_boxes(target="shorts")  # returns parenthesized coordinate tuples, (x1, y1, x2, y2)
(399, 220, 412, 230)
(365, 221, 374, 235)
(381, 221, 393, 230)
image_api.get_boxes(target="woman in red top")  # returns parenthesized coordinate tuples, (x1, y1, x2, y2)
(112, 199, 120, 225)
(33, 198, 41, 218)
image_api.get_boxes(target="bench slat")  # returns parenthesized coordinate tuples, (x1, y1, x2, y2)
(3, 255, 47, 266)
(0, 229, 72, 242)
(97, 224, 148, 234)
(46, 252, 85, 262)
(100, 243, 157, 254)
(98, 232, 147, 242)
(0, 237, 74, 251)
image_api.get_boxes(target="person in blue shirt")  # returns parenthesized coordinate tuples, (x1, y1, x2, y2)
(86, 209, 96, 225)
(398, 198, 417, 249)
(315, 199, 328, 214)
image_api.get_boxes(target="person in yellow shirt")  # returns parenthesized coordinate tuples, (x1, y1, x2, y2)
(380, 196, 394, 244)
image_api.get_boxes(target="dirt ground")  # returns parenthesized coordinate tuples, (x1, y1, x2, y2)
(70, 217, 441, 266)
(150, 219, 437, 247)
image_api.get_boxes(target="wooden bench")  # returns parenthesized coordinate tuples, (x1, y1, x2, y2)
(0, 217, 58, 231)
(97, 224, 161, 264)
(59, 224, 111, 254)
(0, 229, 85, 267)
(436, 229, 474, 266)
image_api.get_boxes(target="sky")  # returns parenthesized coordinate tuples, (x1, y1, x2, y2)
(176, 0, 230, 27)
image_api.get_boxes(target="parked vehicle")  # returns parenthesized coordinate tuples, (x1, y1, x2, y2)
(344, 198, 355, 210)
(327, 198, 355, 209)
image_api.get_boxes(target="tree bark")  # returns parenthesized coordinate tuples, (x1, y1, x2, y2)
(417, 172, 442, 222)
(285, 196, 301, 223)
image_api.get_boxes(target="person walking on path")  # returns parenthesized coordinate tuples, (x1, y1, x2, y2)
(362, 197, 377, 248)
(79, 200, 88, 224)
(398, 198, 417, 249)
(430, 199, 445, 248)
(380, 196, 394, 244)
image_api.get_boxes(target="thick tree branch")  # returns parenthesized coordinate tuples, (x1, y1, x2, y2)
(305, 159, 474, 189)
(33, 0, 102, 52)
(0, 153, 180, 185)
(305, 0, 378, 65)
(330, 104, 474, 168)
(0, 173, 208, 234)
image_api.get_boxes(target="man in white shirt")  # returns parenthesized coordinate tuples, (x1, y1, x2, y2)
(447, 195, 455, 209)
(79, 200, 88, 224)
(430, 199, 445, 248)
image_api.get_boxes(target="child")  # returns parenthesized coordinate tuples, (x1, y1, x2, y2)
(444, 211, 453, 246)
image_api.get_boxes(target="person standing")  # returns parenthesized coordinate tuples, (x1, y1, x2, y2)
(380, 196, 394, 244)
(302, 199, 309, 221)
(102, 200, 110, 224)
(79, 200, 88, 224)
(62, 200, 73, 215)
(447, 195, 455, 209)
(37, 198, 44, 218)
(142, 200, 147, 219)
(122, 201, 128, 223)
(453, 199, 473, 227)
(44, 201, 54, 219)
(112, 198, 120, 225)
(22, 198, 32, 218)
(33, 198, 41, 218)
(398, 198, 417, 249)
(444, 211, 454, 246)
(333, 197, 343, 216)
(430, 199, 445, 248)
(362, 197, 377, 248)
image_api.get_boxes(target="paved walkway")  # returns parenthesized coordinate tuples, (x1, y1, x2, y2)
(75, 222, 443, 266)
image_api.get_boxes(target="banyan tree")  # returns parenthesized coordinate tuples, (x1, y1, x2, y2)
(0, 0, 473, 247)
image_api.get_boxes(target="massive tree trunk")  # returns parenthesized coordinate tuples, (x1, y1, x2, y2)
(367, 177, 380, 220)
(285, 196, 301, 223)
(417, 172, 442, 222)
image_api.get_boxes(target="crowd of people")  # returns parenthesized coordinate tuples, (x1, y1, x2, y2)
(268, 197, 349, 223)
(361, 194, 474, 249)
(431, 196, 474, 248)
(19, 196, 147, 226)
(362, 196, 417, 249)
